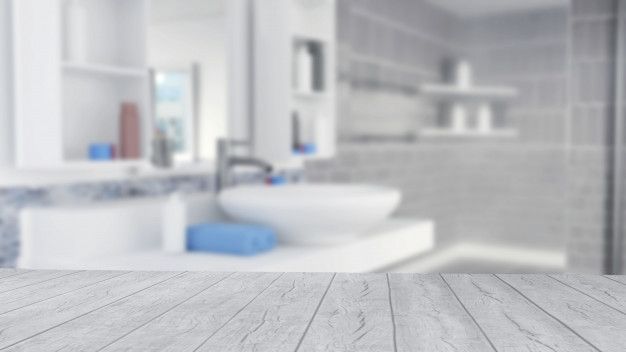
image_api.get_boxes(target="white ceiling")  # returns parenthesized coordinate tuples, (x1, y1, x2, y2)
(150, 0, 226, 23)
(426, 0, 569, 18)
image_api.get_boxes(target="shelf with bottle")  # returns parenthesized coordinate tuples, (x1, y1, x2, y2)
(293, 38, 326, 96)
(420, 100, 518, 138)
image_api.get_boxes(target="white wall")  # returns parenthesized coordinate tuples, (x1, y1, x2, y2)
(148, 5, 228, 160)
(0, 0, 13, 167)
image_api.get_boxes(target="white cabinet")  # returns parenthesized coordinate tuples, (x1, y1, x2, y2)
(11, 0, 149, 168)
(252, 0, 336, 164)
(12, 0, 64, 168)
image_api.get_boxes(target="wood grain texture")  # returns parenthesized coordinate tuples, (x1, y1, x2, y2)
(101, 272, 283, 352)
(0, 272, 623, 352)
(195, 272, 334, 352)
(0, 269, 31, 280)
(297, 273, 394, 352)
(550, 274, 626, 314)
(0, 270, 76, 293)
(0, 271, 178, 349)
(607, 275, 626, 285)
(4, 272, 230, 352)
(388, 273, 494, 352)
(0, 270, 126, 314)
(499, 274, 626, 352)
(444, 274, 596, 352)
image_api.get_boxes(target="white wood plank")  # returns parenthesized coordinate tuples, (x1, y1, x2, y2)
(444, 274, 596, 352)
(389, 274, 494, 352)
(0, 270, 78, 293)
(195, 272, 335, 352)
(0, 271, 126, 314)
(101, 272, 284, 352)
(551, 274, 626, 313)
(0, 269, 31, 280)
(296, 273, 394, 352)
(0, 271, 178, 349)
(5, 272, 231, 352)
(499, 274, 626, 352)
(606, 275, 626, 285)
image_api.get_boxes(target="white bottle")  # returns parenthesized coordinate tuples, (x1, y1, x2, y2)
(477, 103, 493, 133)
(455, 60, 472, 89)
(162, 193, 187, 253)
(65, 0, 87, 62)
(451, 103, 467, 133)
(296, 44, 313, 93)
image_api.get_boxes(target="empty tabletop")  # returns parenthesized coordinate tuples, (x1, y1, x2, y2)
(0, 270, 625, 351)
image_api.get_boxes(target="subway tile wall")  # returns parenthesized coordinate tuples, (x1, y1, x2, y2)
(469, 8, 569, 144)
(307, 0, 620, 272)
(567, 0, 618, 273)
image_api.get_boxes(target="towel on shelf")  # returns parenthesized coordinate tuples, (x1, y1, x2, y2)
(186, 223, 277, 256)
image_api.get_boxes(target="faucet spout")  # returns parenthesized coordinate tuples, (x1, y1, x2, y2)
(216, 138, 273, 192)
(228, 157, 273, 173)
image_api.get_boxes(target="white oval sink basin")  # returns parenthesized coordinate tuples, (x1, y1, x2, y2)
(218, 184, 401, 245)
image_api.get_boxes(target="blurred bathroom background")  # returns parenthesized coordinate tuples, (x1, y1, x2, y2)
(1, 0, 625, 274)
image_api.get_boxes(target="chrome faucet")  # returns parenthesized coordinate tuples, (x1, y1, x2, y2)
(216, 138, 273, 192)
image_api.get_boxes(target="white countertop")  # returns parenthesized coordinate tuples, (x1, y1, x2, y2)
(21, 219, 434, 273)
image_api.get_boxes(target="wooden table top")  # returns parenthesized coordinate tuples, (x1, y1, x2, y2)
(0, 269, 625, 351)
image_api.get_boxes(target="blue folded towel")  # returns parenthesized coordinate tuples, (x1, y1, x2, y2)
(186, 223, 277, 256)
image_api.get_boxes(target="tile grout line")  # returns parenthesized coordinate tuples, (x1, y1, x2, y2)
(547, 274, 626, 317)
(439, 274, 499, 352)
(494, 274, 602, 352)
(192, 272, 286, 352)
(0, 271, 132, 316)
(294, 273, 337, 352)
(95, 272, 236, 352)
(0, 271, 185, 351)
(0, 270, 82, 295)
(386, 273, 398, 352)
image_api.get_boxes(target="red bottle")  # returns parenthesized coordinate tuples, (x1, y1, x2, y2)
(120, 102, 141, 159)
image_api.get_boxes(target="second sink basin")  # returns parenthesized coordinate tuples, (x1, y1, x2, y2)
(218, 184, 401, 245)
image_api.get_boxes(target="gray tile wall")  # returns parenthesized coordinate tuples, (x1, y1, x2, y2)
(468, 8, 569, 144)
(336, 0, 463, 140)
(306, 144, 568, 250)
(567, 0, 618, 273)
(307, 0, 619, 272)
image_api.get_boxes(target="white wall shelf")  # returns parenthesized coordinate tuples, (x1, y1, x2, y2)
(253, 0, 336, 164)
(11, 0, 150, 168)
(420, 128, 518, 138)
(420, 84, 518, 101)
(63, 62, 148, 78)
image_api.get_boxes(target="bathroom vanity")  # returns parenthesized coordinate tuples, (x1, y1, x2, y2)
(18, 190, 434, 272)
(0, 270, 623, 351)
